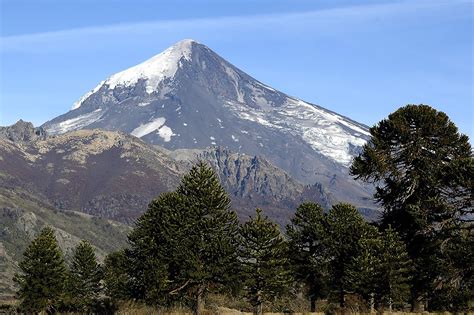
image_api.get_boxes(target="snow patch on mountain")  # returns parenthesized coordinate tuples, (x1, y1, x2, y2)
(131, 117, 166, 138)
(71, 81, 105, 110)
(157, 125, 174, 142)
(227, 97, 368, 166)
(224, 65, 244, 103)
(46, 110, 103, 135)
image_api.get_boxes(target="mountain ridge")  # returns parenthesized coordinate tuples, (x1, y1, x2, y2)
(0, 122, 339, 224)
(41, 39, 376, 209)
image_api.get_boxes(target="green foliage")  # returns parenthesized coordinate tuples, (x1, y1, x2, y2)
(239, 209, 293, 314)
(126, 161, 239, 314)
(286, 202, 329, 311)
(175, 162, 240, 303)
(65, 240, 103, 311)
(103, 249, 129, 302)
(348, 226, 412, 310)
(325, 203, 369, 307)
(350, 104, 473, 310)
(429, 227, 474, 311)
(13, 226, 67, 313)
(376, 227, 412, 308)
(346, 225, 381, 303)
(127, 192, 181, 304)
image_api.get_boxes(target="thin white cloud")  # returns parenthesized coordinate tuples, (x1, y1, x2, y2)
(1, 0, 469, 53)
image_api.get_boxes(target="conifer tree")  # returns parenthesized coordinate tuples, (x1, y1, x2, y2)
(127, 162, 239, 314)
(350, 104, 473, 310)
(239, 209, 293, 315)
(66, 240, 103, 311)
(175, 161, 240, 315)
(325, 203, 369, 308)
(376, 227, 412, 310)
(103, 249, 129, 302)
(346, 225, 381, 311)
(126, 192, 183, 304)
(348, 226, 411, 311)
(13, 226, 67, 313)
(286, 202, 329, 311)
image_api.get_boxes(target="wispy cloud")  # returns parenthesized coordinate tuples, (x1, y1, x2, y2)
(1, 0, 469, 53)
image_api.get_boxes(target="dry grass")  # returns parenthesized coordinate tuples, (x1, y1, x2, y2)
(1, 298, 471, 315)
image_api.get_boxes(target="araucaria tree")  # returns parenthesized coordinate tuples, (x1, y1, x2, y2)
(67, 240, 103, 311)
(13, 226, 67, 313)
(351, 104, 473, 311)
(348, 226, 412, 311)
(175, 161, 240, 314)
(103, 249, 129, 302)
(127, 161, 239, 315)
(325, 203, 369, 308)
(286, 202, 329, 312)
(127, 192, 183, 304)
(239, 209, 293, 315)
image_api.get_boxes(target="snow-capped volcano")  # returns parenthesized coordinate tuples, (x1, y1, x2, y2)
(72, 39, 194, 110)
(42, 39, 374, 208)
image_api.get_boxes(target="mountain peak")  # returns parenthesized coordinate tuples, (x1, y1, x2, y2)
(172, 38, 200, 47)
(45, 39, 370, 180)
(72, 39, 203, 110)
(105, 39, 198, 91)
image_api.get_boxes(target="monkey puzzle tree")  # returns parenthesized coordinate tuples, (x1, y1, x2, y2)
(286, 202, 329, 311)
(239, 209, 293, 315)
(127, 162, 239, 315)
(66, 240, 103, 311)
(351, 104, 473, 311)
(13, 227, 67, 313)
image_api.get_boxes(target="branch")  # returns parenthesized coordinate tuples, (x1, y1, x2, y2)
(169, 280, 191, 295)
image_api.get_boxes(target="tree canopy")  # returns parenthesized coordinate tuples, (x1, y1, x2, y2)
(351, 104, 473, 310)
(13, 227, 67, 313)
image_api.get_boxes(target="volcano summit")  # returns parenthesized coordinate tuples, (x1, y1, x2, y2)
(43, 39, 375, 210)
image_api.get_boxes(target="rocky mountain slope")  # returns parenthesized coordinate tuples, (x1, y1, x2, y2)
(0, 121, 333, 225)
(1, 121, 334, 298)
(42, 39, 376, 210)
(0, 181, 129, 298)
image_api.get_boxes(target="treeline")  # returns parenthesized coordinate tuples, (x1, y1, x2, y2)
(13, 105, 472, 314)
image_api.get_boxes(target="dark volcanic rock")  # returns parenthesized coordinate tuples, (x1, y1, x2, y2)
(0, 119, 47, 142)
(0, 128, 331, 224)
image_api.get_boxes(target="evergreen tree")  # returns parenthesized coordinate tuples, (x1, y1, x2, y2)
(376, 227, 412, 310)
(175, 161, 240, 315)
(66, 240, 103, 311)
(348, 226, 411, 311)
(126, 192, 183, 304)
(346, 225, 381, 311)
(429, 227, 474, 311)
(350, 104, 473, 311)
(286, 202, 329, 311)
(325, 203, 369, 308)
(127, 162, 239, 314)
(13, 226, 67, 313)
(103, 249, 129, 302)
(239, 209, 293, 315)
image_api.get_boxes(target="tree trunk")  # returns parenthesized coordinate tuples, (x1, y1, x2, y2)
(255, 302, 263, 315)
(339, 289, 345, 308)
(310, 295, 317, 312)
(194, 284, 205, 315)
(411, 294, 423, 312)
(255, 290, 263, 315)
(369, 293, 375, 313)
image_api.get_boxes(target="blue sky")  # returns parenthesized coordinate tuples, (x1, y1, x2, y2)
(1, 0, 473, 139)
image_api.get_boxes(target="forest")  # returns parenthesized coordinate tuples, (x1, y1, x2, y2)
(11, 105, 473, 314)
